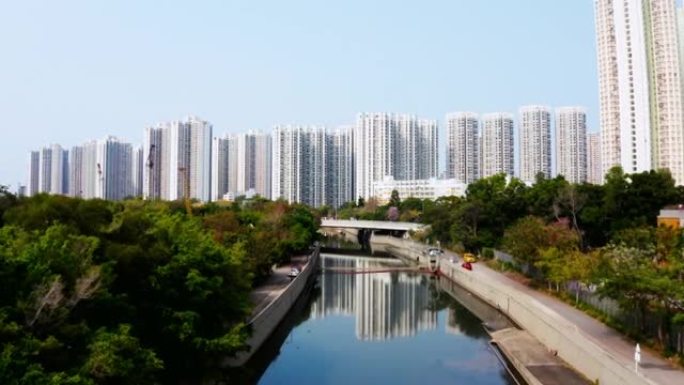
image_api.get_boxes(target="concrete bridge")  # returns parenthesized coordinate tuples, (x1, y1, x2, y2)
(320, 219, 428, 251)
(320, 219, 427, 232)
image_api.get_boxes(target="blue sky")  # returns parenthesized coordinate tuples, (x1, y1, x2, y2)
(0, 0, 598, 187)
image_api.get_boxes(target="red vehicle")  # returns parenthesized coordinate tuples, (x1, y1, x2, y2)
(461, 261, 473, 271)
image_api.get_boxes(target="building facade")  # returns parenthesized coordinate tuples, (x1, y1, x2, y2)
(587, 132, 603, 184)
(595, 0, 684, 184)
(272, 125, 327, 207)
(27, 151, 40, 196)
(519, 105, 552, 183)
(211, 134, 237, 201)
(131, 146, 143, 197)
(446, 112, 479, 184)
(68, 146, 83, 197)
(30, 137, 138, 201)
(37, 144, 68, 195)
(372, 177, 467, 204)
(143, 127, 163, 200)
(648, 0, 684, 184)
(188, 117, 213, 202)
(143, 116, 213, 202)
(252, 132, 272, 199)
(95, 137, 134, 201)
(325, 127, 354, 208)
(481, 113, 515, 178)
(555, 107, 588, 183)
(354, 113, 438, 200)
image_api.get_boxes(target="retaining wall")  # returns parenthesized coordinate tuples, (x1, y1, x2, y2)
(226, 246, 320, 366)
(370, 235, 429, 264)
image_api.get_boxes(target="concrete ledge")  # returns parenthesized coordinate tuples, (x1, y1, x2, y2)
(491, 328, 589, 385)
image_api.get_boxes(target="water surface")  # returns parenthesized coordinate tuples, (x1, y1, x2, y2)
(252, 254, 515, 385)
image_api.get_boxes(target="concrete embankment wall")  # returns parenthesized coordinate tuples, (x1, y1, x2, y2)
(439, 259, 654, 385)
(227, 246, 320, 366)
(437, 274, 513, 332)
(370, 235, 429, 264)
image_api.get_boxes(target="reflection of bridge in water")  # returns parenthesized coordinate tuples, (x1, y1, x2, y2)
(311, 254, 437, 341)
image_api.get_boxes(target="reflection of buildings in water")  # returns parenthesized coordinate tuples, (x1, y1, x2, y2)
(311, 257, 356, 318)
(445, 308, 463, 335)
(313, 255, 436, 340)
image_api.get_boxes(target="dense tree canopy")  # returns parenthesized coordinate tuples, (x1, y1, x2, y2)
(0, 194, 318, 384)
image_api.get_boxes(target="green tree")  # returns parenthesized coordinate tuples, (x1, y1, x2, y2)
(389, 189, 401, 208)
(525, 174, 568, 220)
(0, 185, 17, 227)
(502, 216, 579, 273)
(83, 325, 162, 384)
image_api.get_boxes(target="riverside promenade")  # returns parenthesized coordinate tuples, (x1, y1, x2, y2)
(440, 249, 684, 385)
(226, 246, 320, 366)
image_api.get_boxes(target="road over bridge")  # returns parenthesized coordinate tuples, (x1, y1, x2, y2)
(320, 219, 428, 250)
(320, 219, 427, 232)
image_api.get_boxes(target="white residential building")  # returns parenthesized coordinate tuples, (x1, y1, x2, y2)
(188, 117, 212, 202)
(143, 116, 213, 202)
(131, 146, 143, 197)
(556, 107, 588, 183)
(413, 119, 438, 181)
(95, 137, 134, 201)
(211, 134, 238, 201)
(68, 146, 83, 197)
(587, 132, 603, 184)
(37, 147, 52, 194)
(237, 131, 272, 199)
(649, 0, 684, 184)
(481, 113, 515, 178)
(34, 139, 130, 201)
(143, 127, 163, 200)
(27, 151, 40, 196)
(519, 105, 552, 183)
(80, 141, 98, 199)
(253, 132, 272, 199)
(595, 0, 684, 184)
(354, 113, 438, 200)
(38, 144, 68, 195)
(446, 112, 479, 184)
(595, 0, 651, 176)
(272, 125, 327, 207)
(325, 126, 354, 208)
(67, 142, 98, 199)
(211, 131, 272, 201)
(354, 113, 394, 200)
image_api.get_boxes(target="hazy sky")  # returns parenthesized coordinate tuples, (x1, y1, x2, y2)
(0, 0, 598, 187)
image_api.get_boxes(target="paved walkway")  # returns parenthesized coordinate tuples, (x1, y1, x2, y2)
(249, 256, 308, 318)
(440, 250, 684, 385)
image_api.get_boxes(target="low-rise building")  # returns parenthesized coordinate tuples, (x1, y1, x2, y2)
(657, 205, 684, 228)
(372, 177, 467, 205)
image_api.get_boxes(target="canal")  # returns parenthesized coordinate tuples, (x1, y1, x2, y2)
(234, 254, 516, 385)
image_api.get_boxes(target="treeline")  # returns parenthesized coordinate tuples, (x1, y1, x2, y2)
(0, 190, 318, 384)
(329, 167, 684, 357)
